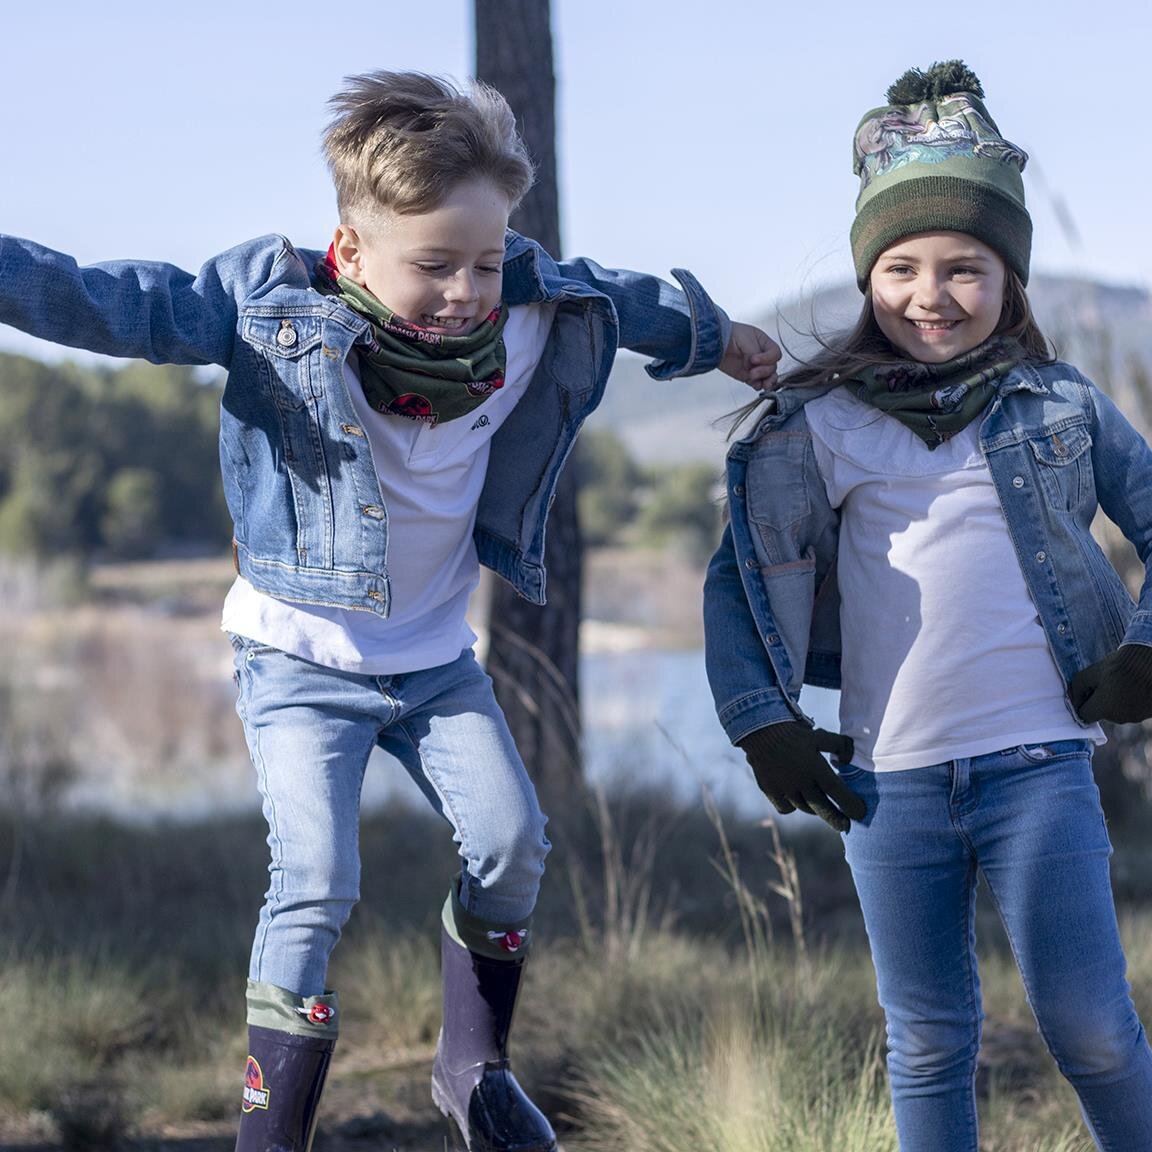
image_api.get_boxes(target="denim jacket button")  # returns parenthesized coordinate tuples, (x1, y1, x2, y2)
(1036, 550, 1047, 563)
(745, 558, 757, 570)
(1058, 623, 1068, 634)
(1012, 475, 1025, 488)
(276, 320, 298, 348)
(733, 484, 745, 497)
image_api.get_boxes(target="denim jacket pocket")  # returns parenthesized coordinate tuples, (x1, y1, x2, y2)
(756, 551, 817, 695)
(747, 434, 812, 532)
(1027, 422, 1092, 513)
(244, 314, 325, 411)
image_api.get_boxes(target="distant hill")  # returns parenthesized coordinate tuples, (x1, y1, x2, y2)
(589, 275, 1152, 464)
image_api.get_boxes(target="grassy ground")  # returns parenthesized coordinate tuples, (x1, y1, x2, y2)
(2, 794, 1149, 1151)
(2, 554, 1150, 1149)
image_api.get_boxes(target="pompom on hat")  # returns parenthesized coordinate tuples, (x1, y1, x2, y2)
(850, 61, 1031, 288)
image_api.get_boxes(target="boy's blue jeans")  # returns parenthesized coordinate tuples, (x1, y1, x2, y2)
(840, 741, 1152, 1151)
(230, 636, 550, 997)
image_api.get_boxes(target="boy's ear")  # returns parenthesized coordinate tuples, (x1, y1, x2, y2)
(332, 224, 367, 285)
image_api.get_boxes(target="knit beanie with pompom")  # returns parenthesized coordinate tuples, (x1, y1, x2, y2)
(850, 60, 1031, 287)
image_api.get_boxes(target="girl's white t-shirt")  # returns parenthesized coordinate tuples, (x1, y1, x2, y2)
(221, 302, 557, 674)
(803, 388, 1102, 772)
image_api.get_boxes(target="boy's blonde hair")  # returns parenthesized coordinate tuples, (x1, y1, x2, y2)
(323, 71, 535, 226)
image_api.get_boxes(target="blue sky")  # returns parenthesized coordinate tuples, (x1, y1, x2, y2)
(2, 0, 1148, 362)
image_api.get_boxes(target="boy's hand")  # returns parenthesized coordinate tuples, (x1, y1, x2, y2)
(737, 721, 864, 833)
(719, 322, 781, 390)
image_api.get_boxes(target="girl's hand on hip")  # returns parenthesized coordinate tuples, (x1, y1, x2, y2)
(1070, 643, 1152, 725)
(720, 322, 782, 389)
(737, 721, 864, 833)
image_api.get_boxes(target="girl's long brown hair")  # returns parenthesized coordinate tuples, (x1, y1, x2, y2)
(730, 269, 1055, 437)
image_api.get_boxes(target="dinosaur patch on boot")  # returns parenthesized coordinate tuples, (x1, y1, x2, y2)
(242, 1055, 270, 1112)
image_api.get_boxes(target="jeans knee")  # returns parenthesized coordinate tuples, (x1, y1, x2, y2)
(1049, 1013, 1149, 1085)
(462, 812, 549, 914)
(887, 1021, 981, 1087)
(269, 847, 360, 925)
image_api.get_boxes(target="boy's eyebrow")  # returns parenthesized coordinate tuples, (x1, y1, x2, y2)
(403, 245, 507, 258)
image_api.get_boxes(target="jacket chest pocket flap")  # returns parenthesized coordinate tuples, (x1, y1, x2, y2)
(244, 314, 325, 410)
(1027, 421, 1092, 512)
(747, 434, 812, 531)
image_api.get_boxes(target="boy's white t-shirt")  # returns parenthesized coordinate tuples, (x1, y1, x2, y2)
(803, 388, 1102, 772)
(221, 302, 557, 675)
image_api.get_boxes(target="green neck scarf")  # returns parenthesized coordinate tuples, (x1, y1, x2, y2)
(847, 337, 1026, 448)
(317, 256, 508, 428)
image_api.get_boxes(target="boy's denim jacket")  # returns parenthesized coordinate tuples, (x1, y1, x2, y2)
(704, 360, 1152, 744)
(0, 231, 729, 614)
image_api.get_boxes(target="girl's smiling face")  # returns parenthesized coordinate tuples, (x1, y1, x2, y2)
(869, 231, 1007, 363)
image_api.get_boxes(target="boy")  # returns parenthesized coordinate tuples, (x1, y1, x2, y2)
(0, 71, 778, 1151)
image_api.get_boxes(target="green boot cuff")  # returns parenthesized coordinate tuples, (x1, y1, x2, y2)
(245, 980, 340, 1038)
(442, 881, 533, 961)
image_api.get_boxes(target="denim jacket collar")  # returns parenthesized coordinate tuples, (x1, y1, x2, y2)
(502, 231, 604, 306)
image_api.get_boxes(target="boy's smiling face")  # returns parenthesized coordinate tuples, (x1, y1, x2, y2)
(332, 177, 511, 334)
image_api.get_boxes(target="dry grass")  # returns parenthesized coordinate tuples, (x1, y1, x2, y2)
(1, 559, 1149, 1148)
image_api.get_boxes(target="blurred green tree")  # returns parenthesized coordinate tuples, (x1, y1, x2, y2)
(638, 462, 724, 564)
(0, 352, 229, 564)
(574, 428, 643, 546)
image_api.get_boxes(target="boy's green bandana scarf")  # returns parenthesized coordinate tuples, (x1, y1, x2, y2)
(846, 337, 1025, 448)
(317, 249, 507, 427)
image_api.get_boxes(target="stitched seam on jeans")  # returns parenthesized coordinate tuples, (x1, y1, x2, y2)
(958, 861, 982, 1151)
(395, 717, 472, 886)
(243, 666, 284, 980)
(978, 874, 1079, 1095)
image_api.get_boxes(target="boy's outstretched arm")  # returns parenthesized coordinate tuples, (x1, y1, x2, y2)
(0, 234, 292, 366)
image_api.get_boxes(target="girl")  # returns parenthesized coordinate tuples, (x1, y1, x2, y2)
(704, 61, 1152, 1150)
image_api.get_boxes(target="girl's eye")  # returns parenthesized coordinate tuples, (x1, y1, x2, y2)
(476, 265, 501, 275)
(414, 263, 446, 273)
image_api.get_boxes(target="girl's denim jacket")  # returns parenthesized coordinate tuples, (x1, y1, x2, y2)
(704, 360, 1152, 744)
(0, 231, 729, 614)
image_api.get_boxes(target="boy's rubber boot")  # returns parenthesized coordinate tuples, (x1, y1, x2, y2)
(235, 981, 339, 1152)
(431, 924, 557, 1152)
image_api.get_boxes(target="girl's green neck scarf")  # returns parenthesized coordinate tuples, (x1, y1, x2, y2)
(316, 249, 508, 428)
(847, 337, 1026, 448)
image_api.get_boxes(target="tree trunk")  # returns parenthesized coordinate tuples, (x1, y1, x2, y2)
(474, 0, 584, 809)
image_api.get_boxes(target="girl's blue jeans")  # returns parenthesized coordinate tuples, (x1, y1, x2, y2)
(230, 636, 550, 997)
(840, 740, 1152, 1151)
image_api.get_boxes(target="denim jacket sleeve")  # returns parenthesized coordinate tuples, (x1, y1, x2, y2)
(1088, 379, 1152, 649)
(551, 255, 731, 379)
(0, 233, 297, 367)
(703, 521, 800, 743)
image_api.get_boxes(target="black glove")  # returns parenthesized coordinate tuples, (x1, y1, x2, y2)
(1070, 643, 1152, 724)
(737, 722, 864, 833)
